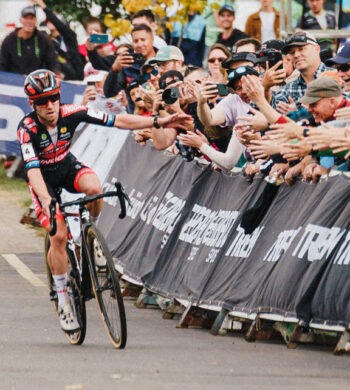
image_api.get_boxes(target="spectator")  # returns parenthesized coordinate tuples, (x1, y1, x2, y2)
(222, 51, 257, 71)
(206, 43, 231, 84)
(0, 5, 59, 74)
(201, 0, 235, 66)
(235, 37, 262, 53)
(140, 59, 159, 89)
(171, 12, 206, 67)
(131, 10, 167, 50)
(149, 45, 185, 75)
(216, 5, 249, 53)
(81, 62, 108, 106)
(325, 42, 350, 92)
(296, 0, 336, 59)
(103, 24, 156, 111)
(245, 0, 283, 42)
(33, 0, 84, 80)
(78, 16, 116, 60)
(87, 42, 132, 72)
(299, 77, 350, 124)
(271, 32, 332, 118)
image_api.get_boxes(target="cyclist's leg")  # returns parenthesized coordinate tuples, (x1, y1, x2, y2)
(28, 182, 79, 331)
(73, 166, 102, 218)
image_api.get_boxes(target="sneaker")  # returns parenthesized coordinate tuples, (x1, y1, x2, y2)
(58, 304, 80, 332)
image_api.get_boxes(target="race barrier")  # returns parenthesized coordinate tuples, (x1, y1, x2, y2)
(0, 71, 85, 156)
(98, 135, 350, 353)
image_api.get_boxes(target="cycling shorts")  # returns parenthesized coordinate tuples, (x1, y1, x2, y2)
(28, 153, 95, 228)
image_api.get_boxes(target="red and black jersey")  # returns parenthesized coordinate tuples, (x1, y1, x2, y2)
(17, 104, 116, 171)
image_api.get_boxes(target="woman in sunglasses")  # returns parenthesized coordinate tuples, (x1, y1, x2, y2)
(206, 43, 231, 84)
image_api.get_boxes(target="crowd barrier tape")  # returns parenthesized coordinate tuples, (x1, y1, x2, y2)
(0, 71, 85, 156)
(97, 134, 350, 335)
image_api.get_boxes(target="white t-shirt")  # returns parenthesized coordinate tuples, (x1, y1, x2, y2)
(315, 14, 328, 30)
(260, 11, 276, 43)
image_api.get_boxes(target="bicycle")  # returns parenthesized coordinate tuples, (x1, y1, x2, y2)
(43, 181, 130, 349)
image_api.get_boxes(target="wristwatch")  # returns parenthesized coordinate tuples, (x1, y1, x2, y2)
(153, 115, 161, 129)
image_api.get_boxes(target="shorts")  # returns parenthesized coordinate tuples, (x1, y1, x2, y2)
(28, 153, 95, 228)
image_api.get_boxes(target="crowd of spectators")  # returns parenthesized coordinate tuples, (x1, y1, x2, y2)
(3, 0, 350, 185)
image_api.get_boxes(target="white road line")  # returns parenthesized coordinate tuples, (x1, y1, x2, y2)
(1, 254, 46, 287)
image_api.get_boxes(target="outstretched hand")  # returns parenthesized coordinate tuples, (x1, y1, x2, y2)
(158, 113, 193, 130)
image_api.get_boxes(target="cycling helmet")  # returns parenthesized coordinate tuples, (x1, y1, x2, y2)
(24, 69, 60, 100)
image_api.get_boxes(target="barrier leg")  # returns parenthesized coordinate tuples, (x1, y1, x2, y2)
(334, 330, 350, 355)
(210, 309, 229, 336)
(163, 300, 185, 320)
(245, 317, 258, 342)
(176, 304, 194, 328)
(134, 288, 158, 308)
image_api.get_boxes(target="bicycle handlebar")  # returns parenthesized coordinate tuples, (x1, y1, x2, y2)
(49, 181, 131, 237)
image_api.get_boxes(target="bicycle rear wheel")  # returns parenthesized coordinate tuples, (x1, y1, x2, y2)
(86, 225, 127, 349)
(44, 234, 86, 345)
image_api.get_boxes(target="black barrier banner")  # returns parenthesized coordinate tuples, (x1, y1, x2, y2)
(98, 135, 350, 327)
(146, 170, 265, 301)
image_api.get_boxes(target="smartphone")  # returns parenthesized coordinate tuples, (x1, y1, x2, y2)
(216, 83, 229, 96)
(87, 81, 96, 89)
(90, 34, 109, 44)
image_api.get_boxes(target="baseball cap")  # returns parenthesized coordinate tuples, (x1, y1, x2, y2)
(149, 46, 184, 64)
(21, 5, 36, 17)
(298, 77, 341, 105)
(282, 32, 318, 54)
(222, 52, 256, 69)
(218, 5, 235, 15)
(227, 65, 259, 85)
(325, 42, 350, 66)
(84, 62, 107, 83)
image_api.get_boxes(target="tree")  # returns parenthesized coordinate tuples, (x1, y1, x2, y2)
(43, 0, 123, 25)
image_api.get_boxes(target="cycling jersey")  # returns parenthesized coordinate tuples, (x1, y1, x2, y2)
(17, 104, 116, 172)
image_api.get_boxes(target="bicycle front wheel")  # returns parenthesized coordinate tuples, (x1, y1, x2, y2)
(86, 225, 127, 349)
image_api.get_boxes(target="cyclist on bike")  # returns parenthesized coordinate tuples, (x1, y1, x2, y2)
(18, 69, 191, 332)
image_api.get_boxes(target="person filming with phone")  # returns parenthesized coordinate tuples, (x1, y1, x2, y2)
(104, 24, 156, 112)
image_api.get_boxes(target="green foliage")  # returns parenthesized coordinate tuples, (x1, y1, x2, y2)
(43, 0, 122, 25)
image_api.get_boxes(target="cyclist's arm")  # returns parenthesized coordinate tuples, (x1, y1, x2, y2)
(27, 168, 52, 216)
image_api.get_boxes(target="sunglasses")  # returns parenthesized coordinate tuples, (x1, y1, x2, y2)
(208, 57, 226, 64)
(228, 66, 258, 80)
(144, 67, 158, 80)
(285, 34, 317, 46)
(335, 63, 350, 72)
(34, 93, 60, 107)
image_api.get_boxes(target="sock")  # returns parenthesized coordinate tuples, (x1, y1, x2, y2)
(53, 273, 69, 308)
(91, 216, 98, 223)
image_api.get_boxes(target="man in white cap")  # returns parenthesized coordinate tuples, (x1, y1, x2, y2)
(149, 45, 185, 75)
(0, 5, 59, 75)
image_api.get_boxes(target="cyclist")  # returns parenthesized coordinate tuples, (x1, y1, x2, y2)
(18, 69, 190, 332)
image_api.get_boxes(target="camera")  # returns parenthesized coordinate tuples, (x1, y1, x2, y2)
(256, 49, 283, 70)
(162, 87, 181, 105)
(128, 49, 144, 65)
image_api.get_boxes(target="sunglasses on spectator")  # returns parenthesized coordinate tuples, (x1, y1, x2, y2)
(144, 67, 158, 80)
(228, 66, 259, 80)
(208, 57, 226, 64)
(34, 93, 60, 107)
(335, 63, 350, 72)
(285, 34, 317, 46)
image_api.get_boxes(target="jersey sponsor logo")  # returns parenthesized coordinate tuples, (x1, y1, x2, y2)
(60, 126, 67, 133)
(17, 128, 30, 143)
(23, 117, 34, 126)
(40, 149, 69, 165)
(61, 104, 87, 117)
(87, 109, 105, 121)
(41, 133, 48, 140)
(21, 143, 36, 161)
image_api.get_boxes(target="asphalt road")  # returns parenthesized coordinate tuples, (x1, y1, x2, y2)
(1, 251, 350, 390)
